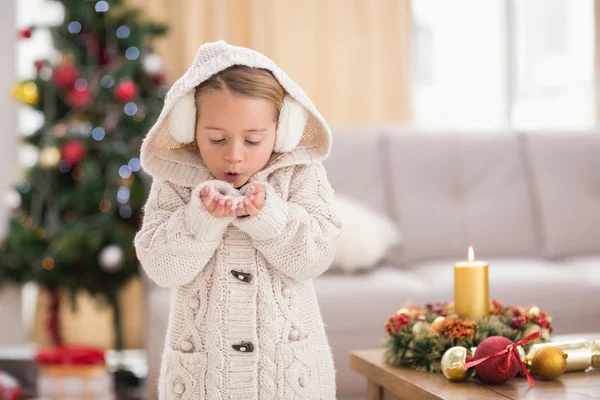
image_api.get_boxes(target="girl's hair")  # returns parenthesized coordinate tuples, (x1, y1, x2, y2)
(194, 65, 285, 122)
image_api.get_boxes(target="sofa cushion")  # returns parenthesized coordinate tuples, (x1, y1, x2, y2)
(331, 193, 401, 272)
(382, 131, 539, 264)
(523, 132, 600, 258)
(324, 128, 392, 220)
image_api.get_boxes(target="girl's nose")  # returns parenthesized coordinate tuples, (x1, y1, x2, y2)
(225, 143, 243, 163)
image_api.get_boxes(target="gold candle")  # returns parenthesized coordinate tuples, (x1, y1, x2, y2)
(454, 246, 489, 320)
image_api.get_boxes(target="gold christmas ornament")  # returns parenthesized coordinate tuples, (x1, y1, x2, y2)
(12, 82, 39, 106)
(528, 339, 600, 372)
(592, 340, 600, 368)
(431, 316, 446, 331)
(39, 147, 61, 169)
(441, 346, 474, 382)
(530, 346, 567, 380)
(528, 306, 540, 317)
(411, 321, 430, 335)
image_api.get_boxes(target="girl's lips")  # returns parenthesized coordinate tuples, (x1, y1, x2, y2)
(224, 173, 240, 181)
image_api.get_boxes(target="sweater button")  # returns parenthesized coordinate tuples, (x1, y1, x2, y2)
(288, 329, 300, 341)
(181, 340, 193, 352)
(281, 287, 291, 298)
(232, 341, 254, 352)
(189, 297, 200, 309)
(231, 270, 252, 283)
(173, 382, 185, 394)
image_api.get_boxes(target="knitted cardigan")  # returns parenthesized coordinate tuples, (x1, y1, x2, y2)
(134, 41, 341, 399)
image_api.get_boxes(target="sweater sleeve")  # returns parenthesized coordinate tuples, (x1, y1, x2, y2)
(134, 179, 237, 288)
(232, 163, 341, 282)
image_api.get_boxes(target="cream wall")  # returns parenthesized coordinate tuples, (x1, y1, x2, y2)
(127, 0, 412, 126)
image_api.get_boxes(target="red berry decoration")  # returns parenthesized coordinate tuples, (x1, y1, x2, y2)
(19, 27, 34, 39)
(53, 64, 79, 89)
(67, 88, 92, 110)
(114, 80, 138, 103)
(472, 336, 520, 384)
(61, 140, 86, 166)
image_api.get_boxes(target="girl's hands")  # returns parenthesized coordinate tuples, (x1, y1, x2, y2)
(200, 186, 237, 218)
(236, 183, 266, 217)
(200, 184, 265, 218)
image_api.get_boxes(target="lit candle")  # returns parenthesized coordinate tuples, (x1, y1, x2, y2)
(454, 246, 489, 320)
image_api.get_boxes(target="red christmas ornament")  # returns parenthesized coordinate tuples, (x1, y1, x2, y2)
(114, 80, 138, 103)
(471, 337, 520, 384)
(61, 140, 87, 166)
(53, 64, 79, 89)
(18, 26, 34, 39)
(67, 88, 92, 110)
(463, 332, 542, 386)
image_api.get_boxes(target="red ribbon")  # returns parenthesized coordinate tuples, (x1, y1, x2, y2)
(463, 331, 541, 387)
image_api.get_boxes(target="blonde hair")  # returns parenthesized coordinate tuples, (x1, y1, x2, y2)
(194, 65, 285, 122)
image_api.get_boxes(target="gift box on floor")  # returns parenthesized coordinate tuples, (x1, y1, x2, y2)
(35, 346, 114, 400)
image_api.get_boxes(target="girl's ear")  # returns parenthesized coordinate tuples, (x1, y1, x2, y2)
(274, 95, 308, 153)
(168, 90, 196, 144)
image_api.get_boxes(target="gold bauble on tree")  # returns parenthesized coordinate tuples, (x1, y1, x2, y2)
(441, 346, 475, 382)
(39, 147, 61, 169)
(530, 346, 568, 380)
(12, 81, 39, 106)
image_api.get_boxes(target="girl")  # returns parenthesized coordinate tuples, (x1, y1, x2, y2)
(134, 40, 341, 399)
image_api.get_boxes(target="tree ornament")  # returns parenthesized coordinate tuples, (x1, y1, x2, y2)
(114, 80, 138, 103)
(99, 245, 124, 272)
(530, 346, 567, 380)
(4, 189, 22, 210)
(67, 88, 92, 109)
(60, 140, 86, 166)
(18, 27, 34, 39)
(142, 53, 163, 75)
(12, 82, 39, 106)
(39, 147, 61, 169)
(53, 64, 79, 89)
(441, 346, 474, 382)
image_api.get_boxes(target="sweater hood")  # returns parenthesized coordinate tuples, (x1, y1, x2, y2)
(139, 40, 333, 187)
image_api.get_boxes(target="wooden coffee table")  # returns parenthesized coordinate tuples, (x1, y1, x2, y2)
(350, 349, 600, 400)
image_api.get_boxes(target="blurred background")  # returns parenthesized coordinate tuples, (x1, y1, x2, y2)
(0, 0, 598, 399)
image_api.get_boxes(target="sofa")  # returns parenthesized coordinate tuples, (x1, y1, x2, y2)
(144, 128, 600, 399)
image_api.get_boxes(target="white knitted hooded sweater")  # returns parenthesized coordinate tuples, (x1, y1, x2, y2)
(134, 41, 341, 400)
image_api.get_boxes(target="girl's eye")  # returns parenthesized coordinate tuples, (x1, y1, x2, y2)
(209, 139, 260, 146)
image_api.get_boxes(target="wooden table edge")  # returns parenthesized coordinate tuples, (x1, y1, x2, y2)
(350, 349, 508, 400)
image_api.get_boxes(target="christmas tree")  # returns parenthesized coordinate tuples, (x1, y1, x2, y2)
(1, 0, 167, 349)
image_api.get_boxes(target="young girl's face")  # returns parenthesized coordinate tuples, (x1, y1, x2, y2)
(195, 89, 277, 189)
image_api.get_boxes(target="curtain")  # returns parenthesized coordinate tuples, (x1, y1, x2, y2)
(127, 0, 412, 125)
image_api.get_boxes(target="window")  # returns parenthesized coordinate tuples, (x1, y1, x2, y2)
(412, 0, 596, 130)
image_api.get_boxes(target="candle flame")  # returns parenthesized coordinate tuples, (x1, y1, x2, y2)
(468, 246, 475, 262)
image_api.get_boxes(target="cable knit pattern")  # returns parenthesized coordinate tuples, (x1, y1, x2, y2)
(135, 40, 339, 399)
